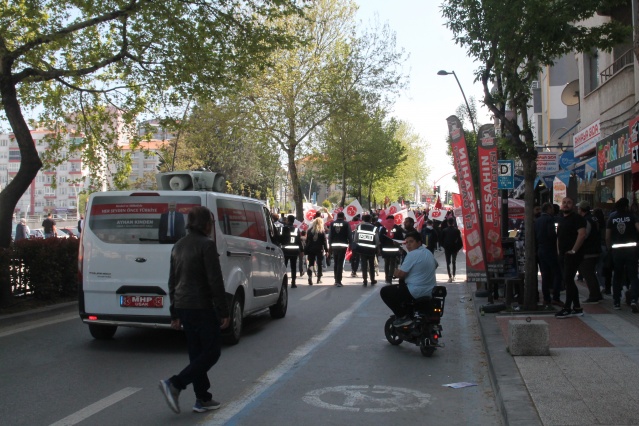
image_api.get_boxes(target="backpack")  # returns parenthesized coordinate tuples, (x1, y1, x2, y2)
(353, 223, 377, 255)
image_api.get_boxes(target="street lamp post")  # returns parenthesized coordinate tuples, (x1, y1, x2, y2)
(437, 70, 477, 135)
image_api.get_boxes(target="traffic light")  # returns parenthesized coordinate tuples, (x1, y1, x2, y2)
(433, 185, 440, 194)
(444, 190, 449, 204)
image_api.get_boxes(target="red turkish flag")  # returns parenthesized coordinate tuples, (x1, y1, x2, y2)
(434, 196, 442, 210)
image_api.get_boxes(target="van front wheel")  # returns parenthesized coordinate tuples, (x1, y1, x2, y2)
(88, 324, 117, 340)
(224, 296, 243, 345)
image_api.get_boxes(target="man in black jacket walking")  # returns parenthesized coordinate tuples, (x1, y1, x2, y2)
(159, 206, 230, 414)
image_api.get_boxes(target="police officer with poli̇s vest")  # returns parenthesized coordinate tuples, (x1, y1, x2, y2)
(328, 211, 351, 287)
(280, 215, 303, 288)
(353, 214, 379, 287)
(605, 197, 639, 311)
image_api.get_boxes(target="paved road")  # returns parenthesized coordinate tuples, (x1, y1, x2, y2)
(0, 253, 501, 425)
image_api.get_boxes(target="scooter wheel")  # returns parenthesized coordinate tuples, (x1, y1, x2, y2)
(420, 339, 435, 357)
(384, 317, 403, 345)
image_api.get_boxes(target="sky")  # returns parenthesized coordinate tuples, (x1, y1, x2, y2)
(354, 0, 492, 198)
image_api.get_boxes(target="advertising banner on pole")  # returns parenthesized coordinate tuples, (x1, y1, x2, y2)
(478, 124, 503, 271)
(447, 116, 487, 283)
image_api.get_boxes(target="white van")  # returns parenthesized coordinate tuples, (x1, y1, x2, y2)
(78, 171, 288, 343)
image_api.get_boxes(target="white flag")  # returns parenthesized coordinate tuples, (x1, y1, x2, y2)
(344, 199, 363, 221)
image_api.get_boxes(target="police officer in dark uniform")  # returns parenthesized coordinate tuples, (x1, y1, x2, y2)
(606, 197, 639, 311)
(353, 214, 379, 287)
(280, 215, 303, 288)
(328, 211, 351, 287)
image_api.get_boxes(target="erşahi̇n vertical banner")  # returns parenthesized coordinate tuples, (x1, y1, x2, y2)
(477, 124, 503, 272)
(447, 115, 488, 283)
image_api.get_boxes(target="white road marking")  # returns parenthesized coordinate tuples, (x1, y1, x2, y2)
(48, 387, 141, 426)
(203, 288, 379, 425)
(300, 287, 328, 301)
(0, 313, 76, 338)
(303, 385, 431, 412)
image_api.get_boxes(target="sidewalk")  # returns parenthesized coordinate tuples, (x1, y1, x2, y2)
(471, 251, 639, 426)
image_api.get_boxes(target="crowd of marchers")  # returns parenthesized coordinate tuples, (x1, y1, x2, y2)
(272, 206, 464, 288)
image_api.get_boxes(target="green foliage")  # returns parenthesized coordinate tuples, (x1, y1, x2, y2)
(441, 0, 629, 309)
(7, 238, 79, 300)
(0, 0, 306, 253)
(243, 0, 407, 218)
(173, 97, 280, 199)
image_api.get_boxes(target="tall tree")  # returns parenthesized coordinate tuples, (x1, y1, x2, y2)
(442, 0, 629, 309)
(370, 121, 423, 206)
(245, 0, 406, 220)
(169, 97, 280, 198)
(0, 0, 304, 305)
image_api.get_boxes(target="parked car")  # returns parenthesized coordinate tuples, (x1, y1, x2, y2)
(29, 229, 45, 239)
(59, 228, 80, 238)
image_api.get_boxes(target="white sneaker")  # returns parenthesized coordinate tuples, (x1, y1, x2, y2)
(447, 277, 453, 283)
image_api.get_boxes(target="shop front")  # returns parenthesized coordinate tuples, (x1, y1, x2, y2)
(595, 125, 631, 214)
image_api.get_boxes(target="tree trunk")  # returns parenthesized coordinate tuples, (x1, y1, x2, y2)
(0, 74, 43, 306)
(340, 168, 347, 207)
(286, 146, 303, 221)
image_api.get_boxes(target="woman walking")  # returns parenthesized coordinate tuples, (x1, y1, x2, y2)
(441, 217, 463, 282)
(305, 217, 329, 285)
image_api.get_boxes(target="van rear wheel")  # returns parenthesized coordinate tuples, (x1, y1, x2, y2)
(269, 281, 288, 319)
(88, 324, 117, 340)
(224, 296, 243, 345)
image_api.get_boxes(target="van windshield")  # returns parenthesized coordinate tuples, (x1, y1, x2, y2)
(88, 195, 201, 244)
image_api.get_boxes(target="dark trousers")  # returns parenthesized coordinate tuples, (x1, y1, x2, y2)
(361, 254, 376, 284)
(284, 255, 298, 284)
(332, 248, 347, 284)
(380, 283, 414, 317)
(612, 248, 639, 304)
(307, 253, 324, 280)
(538, 248, 562, 303)
(383, 255, 398, 282)
(171, 308, 222, 402)
(444, 249, 458, 278)
(560, 252, 583, 310)
(350, 251, 360, 273)
(579, 256, 602, 301)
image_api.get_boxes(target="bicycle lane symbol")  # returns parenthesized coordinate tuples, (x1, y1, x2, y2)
(302, 385, 431, 413)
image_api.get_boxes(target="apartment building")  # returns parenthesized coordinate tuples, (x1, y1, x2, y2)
(2, 117, 173, 217)
(529, 2, 637, 210)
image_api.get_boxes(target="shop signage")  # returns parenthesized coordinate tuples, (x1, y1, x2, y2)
(498, 160, 515, 189)
(630, 116, 639, 174)
(537, 152, 559, 174)
(553, 177, 567, 204)
(447, 115, 487, 283)
(559, 150, 577, 170)
(596, 126, 631, 180)
(573, 120, 600, 157)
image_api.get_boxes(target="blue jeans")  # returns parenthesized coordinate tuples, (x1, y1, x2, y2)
(171, 308, 222, 401)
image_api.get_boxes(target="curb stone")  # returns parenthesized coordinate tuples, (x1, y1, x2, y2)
(471, 284, 543, 426)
